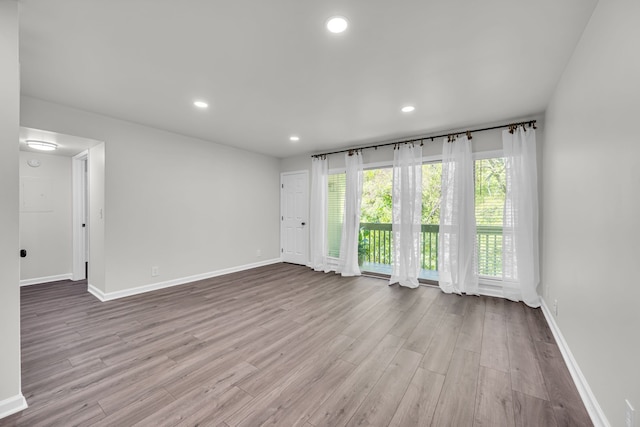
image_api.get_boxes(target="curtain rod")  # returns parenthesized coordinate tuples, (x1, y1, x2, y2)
(310, 120, 537, 158)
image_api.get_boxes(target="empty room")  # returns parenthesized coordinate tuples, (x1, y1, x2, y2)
(1, 0, 638, 426)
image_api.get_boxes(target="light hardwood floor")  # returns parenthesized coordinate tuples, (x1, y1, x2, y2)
(1, 263, 592, 426)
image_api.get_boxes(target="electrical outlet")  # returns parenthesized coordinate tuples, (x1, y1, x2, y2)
(626, 399, 635, 427)
(256, 249, 262, 257)
(553, 299, 558, 316)
(151, 266, 159, 277)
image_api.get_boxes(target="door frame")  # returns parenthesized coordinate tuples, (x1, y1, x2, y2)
(280, 170, 309, 266)
(72, 150, 88, 280)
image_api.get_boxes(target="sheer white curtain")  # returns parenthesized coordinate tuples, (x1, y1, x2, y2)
(389, 144, 423, 288)
(337, 151, 363, 276)
(502, 127, 540, 307)
(310, 156, 330, 272)
(438, 135, 479, 295)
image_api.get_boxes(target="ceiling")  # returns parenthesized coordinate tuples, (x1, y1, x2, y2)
(20, 127, 101, 157)
(18, 0, 598, 158)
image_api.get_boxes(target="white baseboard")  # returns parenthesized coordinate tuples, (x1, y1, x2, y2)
(20, 273, 73, 287)
(88, 258, 282, 302)
(87, 284, 107, 302)
(0, 394, 27, 420)
(540, 299, 610, 427)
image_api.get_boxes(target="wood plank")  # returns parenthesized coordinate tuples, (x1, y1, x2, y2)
(484, 295, 506, 315)
(508, 335, 549, 400)
(473, 366, 515, 427)
(506, 301, 549, 401)
(480, 311, 510, 373)
(94, 388, 175, 427)
(135, 385, 253, 427)
(456, 296, 486, 353)
(308, 334, 405, 427)
(235, 331, 354, 398)
(241, 359, 355, 427)
(505, 301, 532, 342)
(421, 313, 464, 374)
(344, 348, 422, 427)
(340, 299, 390, 338)
(401, 299, 446, 354)
(227, 335, 355, 426)
(534, 340, 593, 426)
(388, 287, 438, 339)
(175, 388, 252, 427)
(387, 367, 445, 427)
(339, 309, 405, 365)
(513, 390, 558, 427)
(431, 348, 481, 427)
(525, 306, 555, 344)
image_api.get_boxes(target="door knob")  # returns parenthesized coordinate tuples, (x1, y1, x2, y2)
(301, 222, 306, 226)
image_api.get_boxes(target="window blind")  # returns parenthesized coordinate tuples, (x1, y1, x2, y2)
(327, 173, 345, 258)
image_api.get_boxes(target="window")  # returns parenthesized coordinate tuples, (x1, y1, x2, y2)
(475, 157, 506, 277)
(327, 173, 345, 258)
(358, 165, 443, 280)
(420, 163, 442, 279)
(360, 168, 393, 272)
(326, 155, 507, 281)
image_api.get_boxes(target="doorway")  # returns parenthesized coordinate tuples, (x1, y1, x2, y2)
(72, 151, 88, 280)
(18, 127, 103, 287)
(280, 171, 309, 265)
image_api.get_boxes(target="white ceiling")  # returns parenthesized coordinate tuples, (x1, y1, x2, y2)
(18, 0, 598, 158)
(19, 127, 101, 157)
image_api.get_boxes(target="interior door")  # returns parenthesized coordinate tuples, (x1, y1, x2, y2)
(72, 151, 89, 281)
(281, 171, 309, 265)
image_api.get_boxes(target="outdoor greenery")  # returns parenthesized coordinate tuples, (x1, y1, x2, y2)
(475, 158, 506, 276)
(327, 157, 507, 277)
(360, 164, 442, 225)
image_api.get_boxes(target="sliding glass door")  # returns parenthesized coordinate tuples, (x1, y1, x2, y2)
(327, 155, 506, 282)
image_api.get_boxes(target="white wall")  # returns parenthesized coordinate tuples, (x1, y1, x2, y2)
(19, 152, 72, 283)
(21, 97, 281, 295)
(542, 0, 640, 425)
(0, 0, 24, 417)
(88, 143, 106, 292)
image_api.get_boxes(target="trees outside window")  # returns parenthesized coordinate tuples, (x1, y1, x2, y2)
(326, 156, 506, 280)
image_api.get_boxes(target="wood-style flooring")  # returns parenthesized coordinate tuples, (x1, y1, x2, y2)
(1, 263, 592, 426)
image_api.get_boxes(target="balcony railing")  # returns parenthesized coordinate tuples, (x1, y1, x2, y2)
(359, 222, 503, 278)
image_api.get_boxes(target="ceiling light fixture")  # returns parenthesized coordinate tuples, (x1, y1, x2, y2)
(26, 140, 58, 151)
(326, 16, 348, 33)
(401, 106, 415, 113)
(193, 100, 208, 108)
(290, 136, 300, 142)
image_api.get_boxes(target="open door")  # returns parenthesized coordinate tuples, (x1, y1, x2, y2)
(72, 151, 88, 280)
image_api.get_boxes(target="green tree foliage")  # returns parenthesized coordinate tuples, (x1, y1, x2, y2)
(475, 158, 506, 226)
(360, 168, 392, 223)
(359, 164, 443, 225)
(332, 158, 507, 277)
(421, 163, 442, 225)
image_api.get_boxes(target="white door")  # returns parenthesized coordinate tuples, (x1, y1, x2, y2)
(281, 171, 309, 265)
(72, 152, 89, 280)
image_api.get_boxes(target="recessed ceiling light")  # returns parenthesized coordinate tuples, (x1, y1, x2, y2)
(326, 16, 348, 33)
(193, 101, 208, 108)
(401, 106, 415, 113)
(26, 140, 57, 151)
(290, 136, 300, 142)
